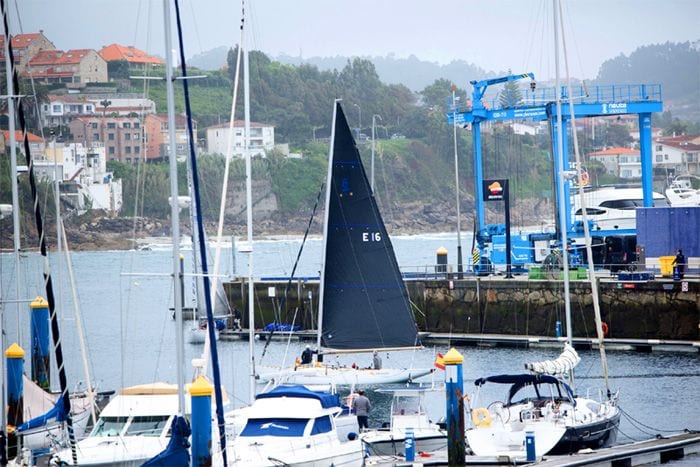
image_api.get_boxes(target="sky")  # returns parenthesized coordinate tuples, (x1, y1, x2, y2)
(13, 0, 700, 81)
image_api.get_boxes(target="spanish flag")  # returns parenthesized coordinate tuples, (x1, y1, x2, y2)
(434, 352, 445, 370)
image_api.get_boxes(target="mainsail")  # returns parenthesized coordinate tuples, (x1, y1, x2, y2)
(524, 343, 581, 375)
(320, 103, 419, 350)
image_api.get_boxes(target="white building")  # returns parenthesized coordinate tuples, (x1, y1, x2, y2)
(36, 143, 123, 214)
(589, 147, 641, 179)
(42, 94, 156, 128)
(653, 135, 700, 176)
(206, 120, 275, 157)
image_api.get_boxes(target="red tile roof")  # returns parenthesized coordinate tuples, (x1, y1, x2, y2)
(99, 44, 164, 65)
(2, 130, 44, 143)
(656, 136, 700, 151)
(0, 33, 43, 49)
(589, 147, 639, 156)
(29, 49, 97, 66)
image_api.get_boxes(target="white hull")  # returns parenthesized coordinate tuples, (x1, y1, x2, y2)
(188, 327, 219, 344)
(51, 437, 168, 467)
(228, 440, 364, 467)
(20, 404, 91, 451)
(467, 420, 565, 459)
(258, 365, 434, 386)
(363, 429, 447, 456)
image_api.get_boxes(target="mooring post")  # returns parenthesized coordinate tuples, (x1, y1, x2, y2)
(6, 343, 24, 459)
(30, 296, 50, 389)
(444, 347, 465, 465)
(190, 376, 213, 466)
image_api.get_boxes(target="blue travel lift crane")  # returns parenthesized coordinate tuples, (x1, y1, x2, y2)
(447, 72, 663, 274)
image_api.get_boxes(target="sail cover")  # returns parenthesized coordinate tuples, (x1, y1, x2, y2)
(524, 343, 581, 375)
(320, 103, 419, 350)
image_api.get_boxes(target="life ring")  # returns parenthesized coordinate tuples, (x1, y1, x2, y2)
(471, 407, 492, 428)
(580, 172, 590, 186)
(601, 322, 609, 337)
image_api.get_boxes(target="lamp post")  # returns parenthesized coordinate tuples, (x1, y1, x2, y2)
(371, 114, 381, 191)
(353, 103, 361, 140)
(452, 85, 464, 278)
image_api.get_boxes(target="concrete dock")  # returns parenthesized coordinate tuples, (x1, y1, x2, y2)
(364, 431, 700, 466)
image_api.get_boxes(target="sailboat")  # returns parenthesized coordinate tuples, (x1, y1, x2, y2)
(258, 101, 433, 386)
(465, 0, 620, 459)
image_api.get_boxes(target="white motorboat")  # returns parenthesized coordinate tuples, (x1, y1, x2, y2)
(665, 175, 700, 206)
(361, 385, 446, 457)
(573, 186, 668, 231)
(257, 101, 433, 387)
(227, 385, 364, 466)
(50, 383, 185, 467)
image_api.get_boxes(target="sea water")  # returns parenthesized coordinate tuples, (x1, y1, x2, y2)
(1, 233, 698, 450)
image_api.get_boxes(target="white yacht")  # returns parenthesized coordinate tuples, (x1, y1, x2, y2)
(665, 175, 700, 207)
(50, 383, 185, 467)
(573, 186, 668, 231)
(227, 385, 364, 466)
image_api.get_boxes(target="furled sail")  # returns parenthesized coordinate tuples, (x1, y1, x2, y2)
(524, 343, 581, 375)
(320, 103, 419, 350)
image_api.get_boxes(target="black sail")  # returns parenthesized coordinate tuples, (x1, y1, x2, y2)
(320, 103, 419, 350)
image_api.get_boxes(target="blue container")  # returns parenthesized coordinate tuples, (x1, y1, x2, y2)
(673, 266, 681, 281)
(525, 431, 536, 461)
(555, 321, 562, 337)
(404, 428, 415, 461)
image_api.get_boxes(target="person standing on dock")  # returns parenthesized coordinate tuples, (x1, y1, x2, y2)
(673, 249, 686, 279)
(300, 345, 313, 365)
(352, 390, 371, 432)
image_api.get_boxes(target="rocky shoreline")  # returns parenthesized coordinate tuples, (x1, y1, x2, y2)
(0, 197, 553, 251)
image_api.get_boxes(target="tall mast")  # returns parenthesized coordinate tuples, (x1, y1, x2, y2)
(161, 0, 185, 414)
(316, 100, 340, 351)
(242, 0, 256, 403)
(553, 0, 574, 386)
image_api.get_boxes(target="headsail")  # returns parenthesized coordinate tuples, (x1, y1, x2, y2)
(320, 103, 419, 350)
(524, 343, 581, 376)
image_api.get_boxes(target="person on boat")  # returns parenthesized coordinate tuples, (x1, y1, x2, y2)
(351, 390, 371, 432)
(372, 351, 382, 369)
(233, 306, 242, 331)
(673, 249, 686, 279)
(300, 345, 313, 365)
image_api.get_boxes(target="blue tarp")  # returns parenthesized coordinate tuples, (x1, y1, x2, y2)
(255, 385, 340, 409)
(17, 395, 67, 432)
(263, 322, 302, 332)
(141, 416, 190, 467)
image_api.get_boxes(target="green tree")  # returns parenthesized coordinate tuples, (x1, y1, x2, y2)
(499, 71, 523, 108)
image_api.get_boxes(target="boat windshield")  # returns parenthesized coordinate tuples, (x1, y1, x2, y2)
(90, 416, 128, 437)
(125, 415, 171, 437)
(393, 396, 422, 416)
(240, 418, 309, 437)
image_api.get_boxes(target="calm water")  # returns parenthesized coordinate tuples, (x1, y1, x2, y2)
(1, 233, 698, 450)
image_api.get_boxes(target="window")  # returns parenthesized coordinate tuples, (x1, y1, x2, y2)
(134, 132, 140, 140)
(52, 104, 61, 113)
(600, 199, 643, 210)
(125, 146, 131, 154)
(91, 416, 128, 437)
(134, 122, 140, 129)
(91, 122, 98, 129)
(240, 418, 308, 437)
(575, 207, 606, 215)
(310, 416, 332, 435)
(107, 122, 116, 129)
(134, 146, 140, 154)
(123, 122, 131, 128)
(93, 133, 100, 140)
(108, 133, 115, 141)
(656, 145, 663, 151)
(108, 147, 115, 154)
(125, 133, 131, 140)
(664, 154, 669, 160)
(125, 416, 170, 437)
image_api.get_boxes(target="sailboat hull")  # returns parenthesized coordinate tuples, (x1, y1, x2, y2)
(551, 410, 621, 454)
(257, 365, 434, 386)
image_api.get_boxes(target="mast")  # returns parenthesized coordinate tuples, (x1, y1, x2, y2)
(556, 0, 610, 393)
(172, 0, 228, 462)
(161, 0, 185, 415)
(552, 0, 574, 387)
(316, 100, 340, 350)
(243, 1, 256, 403)
(3, 8, 78, 464)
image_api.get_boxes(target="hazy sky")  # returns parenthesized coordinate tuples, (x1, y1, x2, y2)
(14, 0, 700, 81)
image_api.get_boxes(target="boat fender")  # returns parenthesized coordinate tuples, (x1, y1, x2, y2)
(295, 357, 301, 367)
(471, 407, 492, 428)
(601, 322, 609, 337)
(580, 172, 590, 186)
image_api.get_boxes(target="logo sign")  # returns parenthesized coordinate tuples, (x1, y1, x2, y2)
(483, 179, 508, 202)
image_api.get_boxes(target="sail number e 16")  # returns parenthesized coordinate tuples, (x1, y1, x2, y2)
(362, 232, 382, 242)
